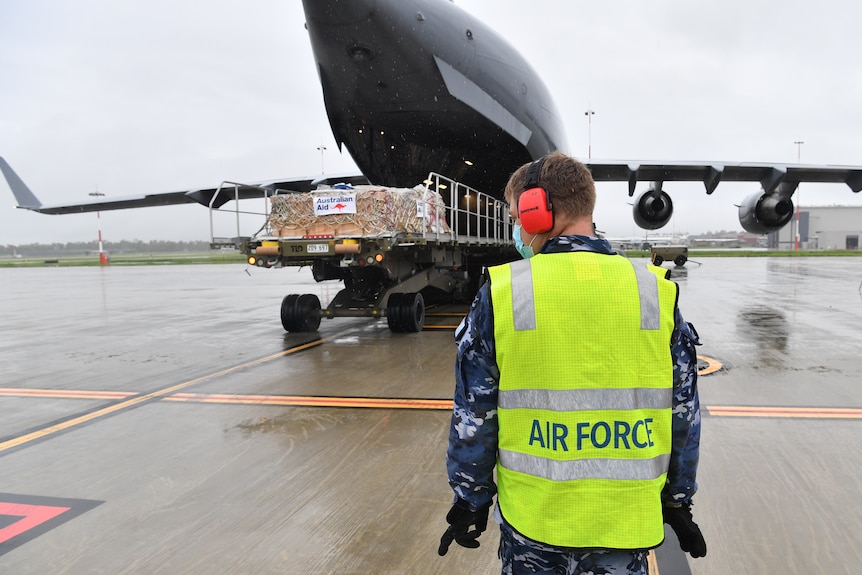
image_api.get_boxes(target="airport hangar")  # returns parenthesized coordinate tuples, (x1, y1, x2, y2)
(769, 205, 862, 250)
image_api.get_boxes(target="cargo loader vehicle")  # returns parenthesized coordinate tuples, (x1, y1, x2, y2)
(209, 172, 516, 333)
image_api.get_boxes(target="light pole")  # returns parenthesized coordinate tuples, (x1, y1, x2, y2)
(88, 191, 108, 265)
(794, 140, 804, 251)
(317, 145, 327, 174)
(584, 108, 595, 159)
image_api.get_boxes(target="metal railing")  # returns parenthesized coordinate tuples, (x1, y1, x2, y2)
(421, 172, 513, 245)
(207, 175, 514, 247)
(208, 181, 286, 247)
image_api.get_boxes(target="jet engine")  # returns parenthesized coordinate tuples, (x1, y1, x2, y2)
(633, 188, 674, 230)
(738, 190, 794, 235)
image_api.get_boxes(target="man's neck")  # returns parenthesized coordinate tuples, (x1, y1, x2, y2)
(556, 217, 595, 237)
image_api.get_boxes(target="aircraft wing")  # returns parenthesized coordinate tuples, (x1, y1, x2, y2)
(583, 159, 862, 196)
(0, 156, 368, 215)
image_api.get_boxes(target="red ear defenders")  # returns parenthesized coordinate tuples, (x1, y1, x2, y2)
(518, 156, 554, 234)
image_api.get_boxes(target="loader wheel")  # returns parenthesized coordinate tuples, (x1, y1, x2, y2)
(281, 294, 299, 331)
(387, 292, 425, 333)
(296, 293, 322, 332)
(281, 293, 321, 332)
(387, 293, 406, 332)
(674, 255, 687, 267)
(400, 292, 425, 333)
(652, 255, 664, 266)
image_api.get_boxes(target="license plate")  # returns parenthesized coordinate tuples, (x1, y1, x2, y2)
(306, 243, 329, 254)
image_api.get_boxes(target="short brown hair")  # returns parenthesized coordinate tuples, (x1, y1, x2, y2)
(504, 151, 595, 220)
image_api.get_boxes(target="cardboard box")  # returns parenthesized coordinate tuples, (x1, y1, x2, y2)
(267, 185, 451, 238)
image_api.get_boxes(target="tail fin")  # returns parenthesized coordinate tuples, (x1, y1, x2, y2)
(0, 156, 42, 210)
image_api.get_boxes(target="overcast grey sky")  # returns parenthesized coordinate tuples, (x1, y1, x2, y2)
(2, 0, 861, 245)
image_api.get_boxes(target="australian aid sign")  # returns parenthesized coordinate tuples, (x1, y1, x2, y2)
(313, 193, 357, 216)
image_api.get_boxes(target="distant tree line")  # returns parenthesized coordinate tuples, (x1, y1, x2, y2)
(1, 240, 213, 257)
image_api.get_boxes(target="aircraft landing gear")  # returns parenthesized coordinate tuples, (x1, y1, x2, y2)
(281, 293, 322, 333)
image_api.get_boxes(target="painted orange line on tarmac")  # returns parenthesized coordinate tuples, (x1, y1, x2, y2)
(2, 384, 858, 421)
(0, 388, 136, 400)
(0, 335, 338, 453)
(647, 550, 659, 575)
(160, 396, 862, 417)
(165, 393, 454, 410)
(706, 406, 862, 419)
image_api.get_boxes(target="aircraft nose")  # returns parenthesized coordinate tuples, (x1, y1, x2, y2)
(302, 0, 377, 26)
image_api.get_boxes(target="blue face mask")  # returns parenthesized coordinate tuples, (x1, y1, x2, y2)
(513, 223, 535, 259)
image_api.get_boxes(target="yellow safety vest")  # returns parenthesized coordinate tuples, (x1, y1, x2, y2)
(489, 251, 677, 550)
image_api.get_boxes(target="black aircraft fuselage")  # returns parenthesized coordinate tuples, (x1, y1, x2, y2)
(302, 0, 567, 197)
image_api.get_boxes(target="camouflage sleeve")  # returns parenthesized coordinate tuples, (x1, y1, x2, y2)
(446, 282, 500, 511)
(663, 307, 702, 506)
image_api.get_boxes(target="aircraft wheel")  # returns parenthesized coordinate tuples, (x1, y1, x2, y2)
(400, 292, 425, 333)
(281, 293, 322, 332)
(674, 255, 687, 267)
(652, 255, 664, 266)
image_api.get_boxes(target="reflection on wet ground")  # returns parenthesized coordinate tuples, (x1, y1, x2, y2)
(232, 409, 356, 439)
(738, 306, 789, 350)
(667, 266, 688, 281)
(736, 305, 789, 367)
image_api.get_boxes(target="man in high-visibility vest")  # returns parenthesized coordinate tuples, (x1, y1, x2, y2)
(439, 152, 706, 574)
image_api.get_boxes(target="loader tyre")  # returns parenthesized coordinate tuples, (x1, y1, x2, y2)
(281, 294, 300, 332)
(387, 293, 406, 332)
(296, 293, 322, 332)
(652, 255, 664, 266)
(674, 255, 687, 267)
(401, 292, 425, 333)
(387, 292, 425, 333)
(281, 293, 321, 332)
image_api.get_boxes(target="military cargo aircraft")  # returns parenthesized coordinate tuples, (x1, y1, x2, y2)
(3, 0, 862, 331)
(4, 0, 861, 227)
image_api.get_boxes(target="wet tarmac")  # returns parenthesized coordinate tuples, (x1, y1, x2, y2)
(0, 257, 860, 574)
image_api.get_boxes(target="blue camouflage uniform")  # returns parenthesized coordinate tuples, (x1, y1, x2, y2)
(446, 235, 702, 575)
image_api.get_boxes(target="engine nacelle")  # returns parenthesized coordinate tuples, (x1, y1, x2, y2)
(633, 189, 673, 230)
(738, 190, 794, 235)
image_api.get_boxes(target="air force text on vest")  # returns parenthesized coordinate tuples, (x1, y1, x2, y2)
(529, 419, 655, 451)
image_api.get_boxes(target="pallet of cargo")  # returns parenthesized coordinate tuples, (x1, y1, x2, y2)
(208, 173, 515, 333)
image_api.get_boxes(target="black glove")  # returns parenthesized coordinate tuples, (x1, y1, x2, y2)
(437, 499, 491, 556)
(663, 503, 707, 558)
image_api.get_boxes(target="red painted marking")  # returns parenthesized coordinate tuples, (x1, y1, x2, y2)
(0, 503, 69, 543)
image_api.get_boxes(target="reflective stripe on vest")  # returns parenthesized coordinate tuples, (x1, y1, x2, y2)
(489, 251, 678, 550)
(499, 450, 671, 482)
(499, 387, 672, 412)
(511, 257, 663, 331)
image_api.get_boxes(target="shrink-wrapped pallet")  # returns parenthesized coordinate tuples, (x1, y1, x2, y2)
(267, 185, 451, 238)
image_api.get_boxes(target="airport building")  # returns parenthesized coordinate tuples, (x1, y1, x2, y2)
(769, 206, 862, 250)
